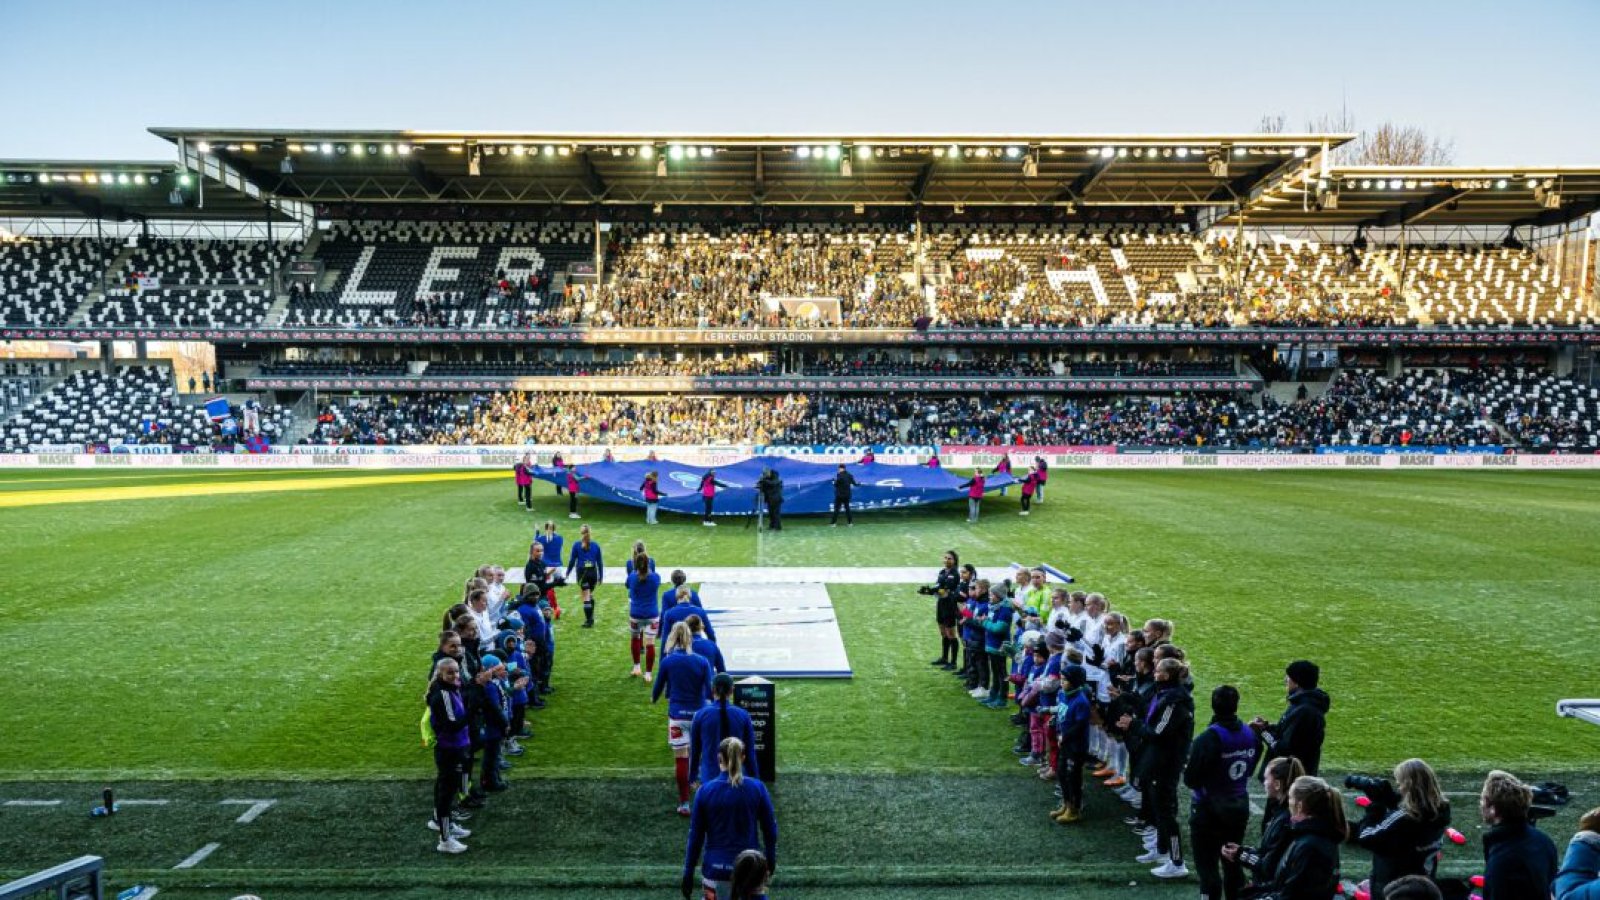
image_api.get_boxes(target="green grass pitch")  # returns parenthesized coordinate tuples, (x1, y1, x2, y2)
(1, 467, 1597, 898)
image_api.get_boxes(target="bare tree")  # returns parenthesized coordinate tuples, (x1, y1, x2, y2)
(1257, 113, 1287, 135)
(1348, 122, 1455, 166)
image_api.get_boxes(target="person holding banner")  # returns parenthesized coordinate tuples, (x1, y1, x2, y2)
(830, 464, 857, 527)
(699, 470, 733, 527)
(957, 471, 987, 523)
(1034, 457, 1050, 503)
(565, 467, 589, 519)
(641, 471, 662, 525)
(514, 454, 534, 511)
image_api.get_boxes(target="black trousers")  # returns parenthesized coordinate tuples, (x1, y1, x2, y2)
(433, 745, 469, 825)
(987, 653, 1009, 700)
(702, 497, 714, 521)
(481, 737, 504, 788)
(830, 497, 852, 524)
(1191, 797, 1251, 900)
(1020, 493, 1032, 512)
(766, 500, 782, 530)
(1146, 769, 1184, 865)
(568, 493, 579, 514)
(1056, 750, 1086, 808)
(517, 483, 532, 508)
(966, 638, 988, 687)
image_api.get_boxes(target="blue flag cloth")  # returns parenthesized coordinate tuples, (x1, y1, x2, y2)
(219, 417, 240, 436)
(204, 397, 231, 420)
(531, 456, 1016, 517)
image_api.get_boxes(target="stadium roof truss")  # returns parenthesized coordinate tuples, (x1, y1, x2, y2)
(1220, 165, 1600, 231)
(0, 159, 300, 225)
(145, 129, 1352, 217)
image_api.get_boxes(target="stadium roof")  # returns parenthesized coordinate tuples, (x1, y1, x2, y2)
(147, 128, 1352, 214)
(1227, 165, 1600, 230)
(0, 159, 294, 223)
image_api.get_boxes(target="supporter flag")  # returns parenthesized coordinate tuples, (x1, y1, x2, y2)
(244, 434, 269, 453)
(219, 417, 240, 437)
(139, 419, 162, 435)
(204, 397, 231, 420)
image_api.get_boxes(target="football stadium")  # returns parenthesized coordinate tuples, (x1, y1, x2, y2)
(3, 5, 1600, 900)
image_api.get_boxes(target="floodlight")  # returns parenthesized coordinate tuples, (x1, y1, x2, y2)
(1233, 147, 1247, 157)
(543, 145, 556, 156)
(350, 143, 365, 156)
(288, 143, 303, 153)
(512, 145, 526, 156)
(856, 145, 871, 160)
(825, 145, 840, 161)
(335, 144, 348, 155)
(321, 143, 333, 154)
(1175, 147, 1188, 159)
(381, 144, 395, 156)
(1100, 146, 1115, 158)
(100, 173, 114, 184)
(796, 146, 811, 158)
(1495, 179, 1507, 189)
(397, 144, 412, 155)
(640, 145, 654, 159)
(38, 173, 50, 184)
(559, 146, 573, 156)
(196, 141, 211, 153)
(669, 145, 684, 160)
(1005, 146, 1021, 159)
(1294, 146, 1308, 158)
(1389, 179, 1402, 190)
(700, 147, 712, 158)
(178, 174, 192, 186)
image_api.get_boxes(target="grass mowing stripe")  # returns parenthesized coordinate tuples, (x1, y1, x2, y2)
(0, 469, 502, 507)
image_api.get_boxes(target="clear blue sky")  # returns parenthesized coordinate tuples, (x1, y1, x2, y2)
(6, 0, 1596, 165)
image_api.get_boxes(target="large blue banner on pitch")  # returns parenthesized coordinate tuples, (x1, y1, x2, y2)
(532, 456, 1015, 516)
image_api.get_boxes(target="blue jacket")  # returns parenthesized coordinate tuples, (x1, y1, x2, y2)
(984, 603, 1014, 653)
(962, 599, 988, 641)
(660, 601, 716, 644)
(693, 637, 726, 674)
(651, 649, 714, 719)
(481, 678, 512, 741)
(1557, 832, 1600, 900)
(689, 700, 759, 784)
(565, 540, 603, 581)
(683, 775, 778, 882)
(534, 532, 564, 567)
(625, 555, 657, 576)
(1052, 686, 1092, 756)
(516, 602, 553, 652)
(626, 569, 662, 620)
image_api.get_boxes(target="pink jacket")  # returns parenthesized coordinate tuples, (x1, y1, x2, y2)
(514, 463, 532, 486)
(965, 474, 986, 499)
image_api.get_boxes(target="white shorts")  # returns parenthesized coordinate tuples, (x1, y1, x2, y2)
(668, 717, 693, 750)
(630, 617, 660, 640)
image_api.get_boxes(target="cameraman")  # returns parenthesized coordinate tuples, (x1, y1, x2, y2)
(757, 467, 784, 531)
(924, 551, 962, 669)
(1479, 770, 1558, 900)
(1349, 759, 1451, 900)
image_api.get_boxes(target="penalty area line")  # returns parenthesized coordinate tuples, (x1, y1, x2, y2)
(221, 798, 277, 823)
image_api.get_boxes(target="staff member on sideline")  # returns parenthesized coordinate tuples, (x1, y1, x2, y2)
(926, 551, 962, 669)
(1480, 770, 1558, 900)
(654, 622, 714, 815)
(1184, 685, 1261, 900)
(683, 737, 777, 900)
(565, 524, 603, 628)
(1251, 660, 1330, 777)
(514, 454, 534, 511)
(829, 463, 857, 526)
(425, 658, 472, 854)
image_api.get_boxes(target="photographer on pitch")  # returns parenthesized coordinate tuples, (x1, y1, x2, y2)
(1346, 759, 1451, 900)
(1251, 660, 1329, 778)
(757, 467, 784, 531)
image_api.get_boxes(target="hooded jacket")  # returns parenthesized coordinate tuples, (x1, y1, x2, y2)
(1556, 830, 1600, 900)
(1129, 681, 1195, 777)
(1239, 803, 1295, 887)
(1255, 814, 1343, 900)
(1262, 687, 1330, 776)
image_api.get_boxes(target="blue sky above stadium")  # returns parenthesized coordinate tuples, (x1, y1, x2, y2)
(7, 0, 1597, 165)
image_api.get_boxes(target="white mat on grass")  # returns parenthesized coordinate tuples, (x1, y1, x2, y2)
(701, 582, 852, 678)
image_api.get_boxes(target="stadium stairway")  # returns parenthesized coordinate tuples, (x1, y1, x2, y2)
(1265, 376, 1333, 404)
(65, 243, 137, 326)
(264, 230, 325, 326)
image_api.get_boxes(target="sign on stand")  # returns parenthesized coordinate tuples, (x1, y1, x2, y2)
(735, 676, 776, 782)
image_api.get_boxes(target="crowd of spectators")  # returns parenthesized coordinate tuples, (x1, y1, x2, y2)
(302, 394, 466, 445)
(452, 392, 813, 446)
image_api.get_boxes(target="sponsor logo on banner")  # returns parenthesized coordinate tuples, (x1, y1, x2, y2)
(312, 454, 352, 466)
(94, 454, 131, 466)
(29, 444, 84, 453)
(1344, 455, 1384, 467)
(1182, 455, 1219, 466)
(182, 453, 221, 466)
(38, 453, 75, 466)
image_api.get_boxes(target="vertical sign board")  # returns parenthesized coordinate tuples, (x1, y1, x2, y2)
(734, 676, 776, 783)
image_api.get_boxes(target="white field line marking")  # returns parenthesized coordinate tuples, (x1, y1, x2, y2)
(221, 799, 276, 823)
(173, 842, 220, 869)
(128, 890, 158, 900)
(118, 799, 171, 806)
(3, 799, 61, 806)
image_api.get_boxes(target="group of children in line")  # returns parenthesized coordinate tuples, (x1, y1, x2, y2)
(422, 562, 562, 853)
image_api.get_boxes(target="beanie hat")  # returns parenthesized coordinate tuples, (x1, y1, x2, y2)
(503, 615, 524, 631)
(480, 654, 503, 670)
(1286, 660, 1320, 690)
(1063, 664, 1087, 687)
(1045, 632, 1067, 652)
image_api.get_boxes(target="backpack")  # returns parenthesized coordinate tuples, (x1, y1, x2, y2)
(419, 706, 436, 749)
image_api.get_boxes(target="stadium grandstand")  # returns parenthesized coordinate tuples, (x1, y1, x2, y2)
(1, 130, 1598, 454)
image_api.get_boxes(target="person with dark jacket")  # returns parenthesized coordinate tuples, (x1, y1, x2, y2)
(926, 551, 963, 669)
(1252, 775, 1347, 900)
(1120, 657, 1196, 879)
(830, 464, 857, 526)
(1252, 660, 1329, 777)
(1479, 770, 1559, 900)
(1352, 759, 1451, 900)
(1224, 755, 1307, 893)
(425, 657, 472, 853)
(1050, 664, 1093, 824)
(756, 467, 783, 531)
(1185, 685, 1262, 900)
(1556, 807, 1600, 900)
